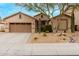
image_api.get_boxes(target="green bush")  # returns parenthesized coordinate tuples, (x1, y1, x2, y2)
(41, 25, 53, 32)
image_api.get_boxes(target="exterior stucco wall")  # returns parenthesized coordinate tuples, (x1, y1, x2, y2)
(0, 23, 5, 30)
(50, 16, 71, 33)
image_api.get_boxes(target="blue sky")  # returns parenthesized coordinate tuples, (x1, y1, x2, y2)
(0, 3, 60, 19)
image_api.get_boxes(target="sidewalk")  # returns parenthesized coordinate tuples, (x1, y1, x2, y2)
(2, 43, 79, 56)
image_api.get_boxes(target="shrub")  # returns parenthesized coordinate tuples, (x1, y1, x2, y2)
(41, 27, 45, 32)
(41, 25, 53, 32)
(34, 37, 38, 40)
(63, 38, 66, 40)
(45, 31, 49, 33)
(43, 33, 47, 37)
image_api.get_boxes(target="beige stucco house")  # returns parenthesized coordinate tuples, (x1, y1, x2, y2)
(2, 12, 49, 33)
(0, 12, 73, 33)
(50, 14, 71, 33)
(3, 12, 36, 33)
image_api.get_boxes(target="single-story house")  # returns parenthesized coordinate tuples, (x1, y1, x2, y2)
(3, 12, 36, 33)
(0, 12, 49, 33)
(50, 14, 71, 33)
(0, 12, 75, 33)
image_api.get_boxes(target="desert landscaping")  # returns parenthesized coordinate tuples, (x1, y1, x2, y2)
(27, 32, 79, 43)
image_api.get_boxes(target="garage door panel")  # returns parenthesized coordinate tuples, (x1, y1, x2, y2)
(10, 23, 31, 32)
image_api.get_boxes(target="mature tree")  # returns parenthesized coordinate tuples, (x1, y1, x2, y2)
(57, 3, 70, 15)
(16, 3, 56, 18)
(16, 3, 56, 33)
(16, 3, 79, 33)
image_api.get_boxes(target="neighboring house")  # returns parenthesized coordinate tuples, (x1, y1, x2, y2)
(0, 20, 5, 31)
(74, 9, 79, 31)
(34, 13, 49, 32)
(3, 12, 36, 33)
(50, 14, 71, 33)
(64, 8, 79, 31)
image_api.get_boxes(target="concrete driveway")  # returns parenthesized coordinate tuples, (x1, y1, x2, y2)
(0, 33, 31, 56)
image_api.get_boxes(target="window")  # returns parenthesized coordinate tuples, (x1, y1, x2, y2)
(41, 15, 43, 18)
